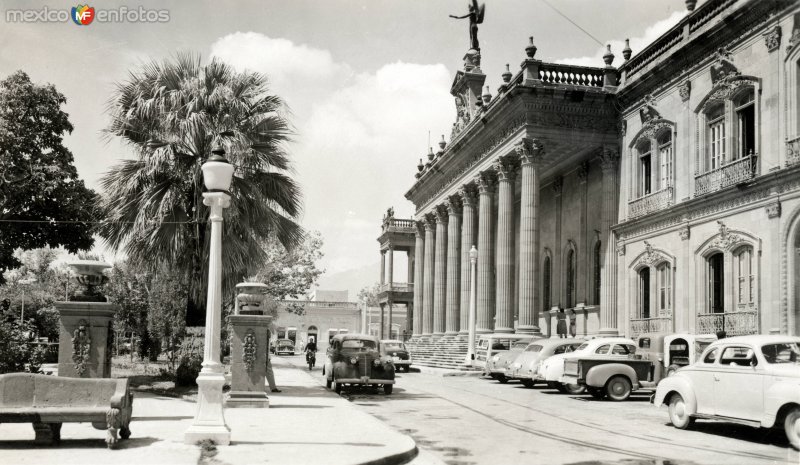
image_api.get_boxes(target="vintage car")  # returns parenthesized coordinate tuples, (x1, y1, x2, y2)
(380, 339, 412, 372)
(560, 333, 717, 401)
(507, 338, 584, 388)
(323, 334, 395, 394)
(476, 333, 538, 375)
(490, 340, 544, 383)
(653, 335, 800, 450)
(274, 338, 295, 355)
(539, 337, 637, 394)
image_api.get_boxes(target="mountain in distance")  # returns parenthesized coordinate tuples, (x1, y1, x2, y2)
(316, 261, 380, 302)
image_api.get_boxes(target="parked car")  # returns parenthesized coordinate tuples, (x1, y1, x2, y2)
(653, 335, 800, 450)
(507, 339, 584, 388)
(539, 337, 636, 394)
(560, 333, 717, 401)
(323, 334, 395, 394)
(275, 339, 295, 355)
(490, 340, 543, 383)
(380, 339, 412, 372)
(476, 333, 538, 375)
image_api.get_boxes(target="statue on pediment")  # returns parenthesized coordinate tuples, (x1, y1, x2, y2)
(450, 0, 486, 51)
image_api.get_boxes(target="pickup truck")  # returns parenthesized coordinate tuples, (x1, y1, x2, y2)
(559, 332, 717, 401)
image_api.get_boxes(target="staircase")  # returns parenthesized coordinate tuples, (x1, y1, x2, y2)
(406, 335, 480, 370)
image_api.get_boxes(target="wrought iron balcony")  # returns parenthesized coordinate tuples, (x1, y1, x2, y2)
(787, 136, 800, 166)
(379, 282, 414, 293)
(629, 317, 672, 338)
(694, 154, 756, 196)
(696, 310, 758, 336)
(628, 187, 674, 219)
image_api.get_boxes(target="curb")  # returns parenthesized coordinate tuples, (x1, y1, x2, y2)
(357, 446, 419, 465)
(413, 366, 483, 377)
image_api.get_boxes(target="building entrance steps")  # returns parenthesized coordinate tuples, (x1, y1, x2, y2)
(406, 337, 479, 370)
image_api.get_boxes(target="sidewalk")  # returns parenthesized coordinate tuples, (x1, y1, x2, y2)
(0, 357, 418, 465)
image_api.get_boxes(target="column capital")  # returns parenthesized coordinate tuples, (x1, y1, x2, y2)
(475, 170, 497, 193)
(415, 220, 425, 238)
(445, 195, 463, 216)
(599, 145, 620, 172)
(423, 213, 437, 231)
(551, 176, 563, 197)
(515, 137, 545, 166)
(459, 182, 479, 206)
(435, 204, 449, 224)
(493, 155, 519, 182)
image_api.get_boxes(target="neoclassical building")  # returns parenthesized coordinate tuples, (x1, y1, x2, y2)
(382, 0, 800, 351)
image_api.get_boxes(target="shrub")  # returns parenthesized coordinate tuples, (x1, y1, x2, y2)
(176, 352, 202, 387)
(0, 318, 41, 374)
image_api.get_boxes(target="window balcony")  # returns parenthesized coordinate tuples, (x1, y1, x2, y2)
(629, 317, 672, 338)
(379, 282, 414, 293)
(696, 310, 758, 336)
(787, 136, 800, 166)
(628, 187, 674, 219)
(694, 154, 756, 196)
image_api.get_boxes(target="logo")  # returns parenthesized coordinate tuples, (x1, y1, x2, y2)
(71, 5, 94, 25)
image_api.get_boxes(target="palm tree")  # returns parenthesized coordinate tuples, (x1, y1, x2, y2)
(98, 53, 303, 324)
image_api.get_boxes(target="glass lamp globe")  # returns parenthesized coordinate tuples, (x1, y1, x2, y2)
(201, 146, 234, 192)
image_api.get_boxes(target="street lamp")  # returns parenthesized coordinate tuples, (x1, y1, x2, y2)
(465, 245, 478, 366)
(185, 145, 234, 446)
(19, 276, 37, 322)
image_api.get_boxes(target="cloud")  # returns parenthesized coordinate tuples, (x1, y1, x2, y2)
(556, 10, 687, 67)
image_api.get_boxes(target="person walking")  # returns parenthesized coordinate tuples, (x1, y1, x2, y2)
(266, 332, 281, 393)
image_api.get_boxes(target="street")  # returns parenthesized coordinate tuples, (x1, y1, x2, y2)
(282, 355, 800, 465)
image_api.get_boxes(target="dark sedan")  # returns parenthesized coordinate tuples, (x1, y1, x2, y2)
(323, 334, 395, 394)
(380, 340, 412, 372)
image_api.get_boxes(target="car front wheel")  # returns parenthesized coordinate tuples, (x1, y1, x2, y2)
(564, 383, 586, 395)
(383, 384, 393, 395)
(521, 379, 536, 389)
(497, 374, 508, 384)
(333, 377, 342, 394)
(784, 407, 800, 450)
(605, 376, 632, 401)
(325, 374, 332, 389)
(668, 393, 694, 429)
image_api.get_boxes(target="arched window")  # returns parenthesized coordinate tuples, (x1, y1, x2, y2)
(658, 131, 673, 189)
(543, 255, 552, 312)
(707, 252, 725, 314)
(638, 268, 651, 319)
(565, 248, 576, 309)
(734, 89, 755, 160)
(657, 263, 672, 315)
(593, 241, 602, 305)
(734, 246, 754, 309)
(637, 140, 652, 197)
(706, 103, 726, 170)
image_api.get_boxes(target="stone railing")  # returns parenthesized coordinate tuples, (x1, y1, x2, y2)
(629, 317, 672, 338)
(381, 218, 416, 233)
(694, 154, 756, 196)
(538, 63, 604, 88)
(787, 135, 800, 166)
(380, 282, 414, 293)
(696, 310, 758, 336)
(280, 300, 358, 309)
(628, 187, 674, 219)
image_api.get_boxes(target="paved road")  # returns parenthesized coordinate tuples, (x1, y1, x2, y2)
(289, 356, 799, 465)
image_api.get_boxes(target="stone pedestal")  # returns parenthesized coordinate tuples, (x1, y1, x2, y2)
(55, 301, 116, 378)
(225, 314, 272, 408)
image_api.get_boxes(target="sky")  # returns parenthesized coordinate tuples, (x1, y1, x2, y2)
(0, 0, 693, 294)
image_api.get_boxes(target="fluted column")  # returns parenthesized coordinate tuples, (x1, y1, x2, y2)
(458, 184, 478, 336)
(599, 146, 621, 335)
(380, 251, 385, 284)
(433, 205, 448, 337)
(412, 222, 425, 337)
(476, 171, 497, 333)
(517, 138, 544, 334)
(494, 156, 518, 333)
(387, 246, 394, 286)
(445, 196, 462, 335)
(422, 215, 436, 337)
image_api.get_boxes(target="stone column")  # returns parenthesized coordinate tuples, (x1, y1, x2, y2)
(459, 184, 478, 336)
(494, 156, 518, 333)
(226, 314, 272, 408)
(422, 214, 436, 337)
(599, 147, 621, 335)
(476, 171, 497, 333)
(412, 222, 425, 337)
(380, 251, 385, 284)
(445, 196, 462, 335)
(516, 138, 544, 334)
(433, 205, 448, 337)
(56, 302, 115, 378)
(387, 246, 394, 286)
(407, 251, 414, 284)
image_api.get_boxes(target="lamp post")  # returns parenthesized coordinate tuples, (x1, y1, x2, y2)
(185, 146, 234, 446)
(19, 277, 36, 322)
(465, 245, 478, 366)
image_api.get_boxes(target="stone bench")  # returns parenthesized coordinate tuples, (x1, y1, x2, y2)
(0, 373, 133, 448)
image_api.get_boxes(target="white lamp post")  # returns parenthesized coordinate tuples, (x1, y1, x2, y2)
(19, 276, 36, 322)
(185, 146, 234, 446)
(465, 245, 478, 366)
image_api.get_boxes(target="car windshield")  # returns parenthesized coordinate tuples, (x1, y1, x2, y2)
(342, 339, 377, 350)
(761, 343, 800, 364)
(383, 343, 405, 351)
(512, 341, 529, 350)
(576, 343, 589, 352)
(525, 345, 543, 353)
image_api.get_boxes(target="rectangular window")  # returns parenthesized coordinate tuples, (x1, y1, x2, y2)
(737, 105, 755, 159)
(736, 248, 755, 306)
(640, 155, 652, 196)
(659, 142, 673, 189)
(709, 118, 725, 170)
(658, 264, 672, 313)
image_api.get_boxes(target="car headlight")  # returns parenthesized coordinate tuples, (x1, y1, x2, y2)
(373, 359, 381, 367)
(491, 354, 501, 362)
(350, 357, 358, 364)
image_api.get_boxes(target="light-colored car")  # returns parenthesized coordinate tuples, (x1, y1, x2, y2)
(489, 340, 539, 383)
(274, 339, 295, 355)
(476, 333, 537, 375)
(653, 335, 800, 450)
(508, 338, 584, 388)
(539, 337, 636, 394)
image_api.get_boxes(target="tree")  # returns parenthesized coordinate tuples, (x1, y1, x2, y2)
(358, 283, 381, 307)
(147, 269, 188, 371)
(0, 71, 98, 283)
(98, 54, 303, 325)
(106, 262, 151, 360)
(253, 230, 325, 305)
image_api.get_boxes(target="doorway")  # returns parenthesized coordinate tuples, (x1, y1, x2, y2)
(708, 253, 724, 313)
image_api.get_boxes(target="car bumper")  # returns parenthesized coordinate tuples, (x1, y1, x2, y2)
(393, 361, 411, 367)
(559, 375, 580, 385)
(336, 378, 395, 385)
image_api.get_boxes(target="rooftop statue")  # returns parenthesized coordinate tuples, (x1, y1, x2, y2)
(450, 0, 486, 51)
